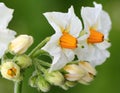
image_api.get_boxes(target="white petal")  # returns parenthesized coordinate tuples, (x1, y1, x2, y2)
(63, 49, 75, 61)
(90, 48, 110, 66)
(0, 3, 14, 29)
(81, 2, 102, 29)
(68, 6, 82, 37)
(75, 43, 110, 67)
(42, 31, 62, 57)
(96, 40, 111, 50)
(44, 6, 82, 38)
(43, 10, 69, 33)
(0, 29, 16, 58)
(0, 44, 6, 58)
(50, 52, 69, 71)
(75, 43, 95, 62)
(98, 10, 111, 38)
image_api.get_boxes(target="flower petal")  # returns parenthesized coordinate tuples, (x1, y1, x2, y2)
(43, 10, 69, 33)
(0, 29, 16, 58)
(96, 40, 111, 49)
(0, 3, 14, 29)
(81, 2, 102, 29)
(75, 43, 110, 67)
(44, 6, 82, 38)
(75, 43, 95, 62)
(90, 48, 110, 66)
(63, 49, 75, 61)
(50, 52, 69, 71)
(68, 6, 82, 37)
(42, 31, 62, 57)
(98, 10, 112, 38)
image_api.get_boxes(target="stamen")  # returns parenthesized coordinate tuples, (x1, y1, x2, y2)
(60, 32, 77, 49)
(87, 29, 104, 44)
(7, 67, 17, 77)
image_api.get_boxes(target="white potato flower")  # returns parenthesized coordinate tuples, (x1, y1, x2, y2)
(0, 3, 16, 58)
(75, 2, 112, 66)
(42, 6, 88, 71)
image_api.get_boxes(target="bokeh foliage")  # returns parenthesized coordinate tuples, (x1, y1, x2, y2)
(0, 0, 120, 93)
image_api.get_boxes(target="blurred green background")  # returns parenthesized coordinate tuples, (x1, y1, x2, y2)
(0, 0, 120, 93)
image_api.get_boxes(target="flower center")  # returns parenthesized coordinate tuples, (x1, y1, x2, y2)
(60, 32, 77, 49)
(87, 29, 104, 44)
(7, 67, 17, 77)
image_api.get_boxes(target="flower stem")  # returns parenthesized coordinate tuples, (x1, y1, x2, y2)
(28, 37, 50, 57)
(14, 81, 22, 93)
(34, 58, 51, 67)
(31, 50, 51, 58)
(34, 60, 47, 73)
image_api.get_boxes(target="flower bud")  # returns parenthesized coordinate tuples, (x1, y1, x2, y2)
(0, 61, 21, 81)
(37, 76, 50, 92)
(63, 64, 85, 81)
(14, 54, 32, 69)
(29, 71, 38, 88)
(65, 81, 76, 87)
(78, 62, 96, 85)
(60, 84, 69, 90)
(60, 81, 76, 90)
(45, 71, 64, 86)
(9, 35, 33, 54)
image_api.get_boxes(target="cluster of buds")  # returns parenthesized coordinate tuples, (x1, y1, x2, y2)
(0, 35, 33, 81)
(29, 61, 96, 92)
(29, 70, 64, 92)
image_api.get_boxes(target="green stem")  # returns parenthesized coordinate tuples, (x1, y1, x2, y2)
(14, 81, 22, 93)
(34, 58, 51, 67)
(31, 50, 51, 58)
(34, 60, 47, 73)
(28, 37, 50, 57)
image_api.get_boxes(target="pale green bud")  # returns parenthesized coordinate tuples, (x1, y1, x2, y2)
(14, 54, 32, 69)
(29, 71, 38, 87)
(9, 35, 33, 55)
(60, 81, 76, 90)
(37, 76, 50, 92)
(60, 84, 69, 90)
(65, 81, 76, 87)
(0, 61, 21, 81)
(45, 71, 64, 86)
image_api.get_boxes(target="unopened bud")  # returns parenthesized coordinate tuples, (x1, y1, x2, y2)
(79, 62, 96, 75)
(64, 64, 85, 81)
(9, 35, 33, 54)
(65, 81, 76, 87)
(78, 62, 96, 85)
(29, 71, 38, 87)
(37, 76, 50, 92)
(0, 61, 21, 81)
(60, 84, 69, 90)
(45, 71, 64, 86)
(14, 54, 32, 69)
(60, 81, 76, 90)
